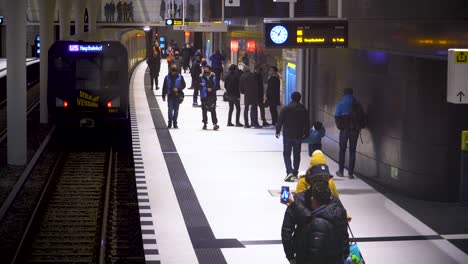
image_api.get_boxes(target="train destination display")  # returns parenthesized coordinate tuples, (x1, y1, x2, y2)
(264, 19, 348, 48)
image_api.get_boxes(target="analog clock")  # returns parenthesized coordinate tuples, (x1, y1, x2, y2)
(270, 25, 288, 44)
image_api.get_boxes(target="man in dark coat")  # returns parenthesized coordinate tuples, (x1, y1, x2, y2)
(224, 64, 243, 127)
(181, 43, 192, 73)
(209, 50, 225, 90)
(276, 91, 310, 181)
(255, 65, 270, 127)
(239, 66, 261, 128)
(110, 0, 116, 22)
(267, 66, 281, 125)
(146, 43, 162, 90)
(282, 178, 349, 264)
(191, 56, 203, 106)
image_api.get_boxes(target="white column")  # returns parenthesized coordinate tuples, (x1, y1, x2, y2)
(58, 0, 72, 39)
(39, 0, 56, 124)
(73, 0, 87, 35)
(6, 0, 27, 165)
(289, 2, 294, 18)
(86, 0, 99, 33)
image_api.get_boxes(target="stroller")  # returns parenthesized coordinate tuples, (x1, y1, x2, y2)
(345, 224, 365, 264)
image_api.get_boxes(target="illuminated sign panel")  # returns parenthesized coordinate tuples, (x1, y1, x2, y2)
(165, 19, 183, 26)
(68, 44, 103, 53)
(264, 19, 348, 48)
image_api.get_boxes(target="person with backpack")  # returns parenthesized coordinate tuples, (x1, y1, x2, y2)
(282, 180, 350, 264)
(334, 88, 366, 179)
(162, 63, 186, 129)
(199, 65, 219, 130)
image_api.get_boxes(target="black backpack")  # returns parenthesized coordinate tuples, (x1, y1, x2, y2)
(351, 98, 367, 130)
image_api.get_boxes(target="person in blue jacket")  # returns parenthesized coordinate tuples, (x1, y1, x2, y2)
(306, 121, 326, 156)
(209, 50, 225, 90)
(162, 63, 186, 129)
(199, 65, 219, 130)
(334, 88, 363, 179)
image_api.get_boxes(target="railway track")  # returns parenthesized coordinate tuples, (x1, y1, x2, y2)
(12, 149, 114, 263)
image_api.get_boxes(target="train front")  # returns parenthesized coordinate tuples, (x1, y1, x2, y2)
(48, 41, 129, 128)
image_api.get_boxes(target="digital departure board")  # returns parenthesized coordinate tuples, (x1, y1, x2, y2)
(264, 19, 348, 48)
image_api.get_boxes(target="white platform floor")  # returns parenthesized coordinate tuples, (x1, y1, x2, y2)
(130, 60, 468, 264)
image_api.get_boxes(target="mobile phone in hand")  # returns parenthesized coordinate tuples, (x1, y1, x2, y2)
(281, 186, 290, 203)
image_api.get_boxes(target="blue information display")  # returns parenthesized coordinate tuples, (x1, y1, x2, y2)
(264, 19, 348, 48)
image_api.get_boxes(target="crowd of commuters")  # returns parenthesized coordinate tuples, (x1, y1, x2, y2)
(146, 40, 366, 263)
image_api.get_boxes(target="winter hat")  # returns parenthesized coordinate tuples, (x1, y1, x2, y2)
(309, 150, 327, 168)
(307, 164, 332, 179)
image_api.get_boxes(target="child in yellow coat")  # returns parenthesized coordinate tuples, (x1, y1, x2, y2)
(296, 150, 339, 198)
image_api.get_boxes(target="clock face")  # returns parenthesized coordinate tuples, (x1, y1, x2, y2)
(270, 25, 288, 44)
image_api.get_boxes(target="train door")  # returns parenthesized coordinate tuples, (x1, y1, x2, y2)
(285, 63, 296, 104)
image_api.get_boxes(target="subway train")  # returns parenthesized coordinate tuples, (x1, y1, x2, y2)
(48, 40, 129, 128)
(47, 27, 146, 129)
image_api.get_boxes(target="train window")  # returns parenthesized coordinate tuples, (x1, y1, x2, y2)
(102, 56, 122, 90)
(76, 58, 101, 90)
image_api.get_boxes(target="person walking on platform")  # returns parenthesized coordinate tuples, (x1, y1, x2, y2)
(172, 51, 183, 73)
(276, 91, 310, 182)
(209, 50, 225, 89)
(199, 65, 219, 130)
(239, 66, 261, 128)
(146, 44, 161, 90)
(266, 66, 281, 125)
(224, 64, 243, 127)
(334, 88, 366, 179)
(123, 1, 128, 22)
(128, 1, 134, 22)
(162, 64, 186, 129)
(191, 56, 202, 106)
(255, 65, 270, 127)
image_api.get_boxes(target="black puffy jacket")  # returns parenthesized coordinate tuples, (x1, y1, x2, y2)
(281, 191, 349, 264)
(295, 203, 349, 264)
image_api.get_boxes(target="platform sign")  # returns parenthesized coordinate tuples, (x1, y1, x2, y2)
(448, 49, 468, 104)
(165, 19, 183, 26)
(264, 18, 348, 48)
(173, 22, 228, 32)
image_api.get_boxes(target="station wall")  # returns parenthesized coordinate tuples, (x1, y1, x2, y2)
(308, 0, 468, 202)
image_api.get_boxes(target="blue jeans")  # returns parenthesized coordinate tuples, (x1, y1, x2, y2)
(339, 128, 359, 175)
(167, 96, 180, 126)
(283, 138, 302, 175)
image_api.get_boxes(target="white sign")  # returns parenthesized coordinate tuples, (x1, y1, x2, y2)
(225, 0, 240, 7)
(174, 23, 228, 32)
(448, 49, 468, 104)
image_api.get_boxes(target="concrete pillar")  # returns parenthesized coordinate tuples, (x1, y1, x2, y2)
(39, 0, 56, 124)
(58, 0, 72, 39)
(6, 0, 27, 165)
(87, 0, 99, 33)
(73, 0, 87, 35)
